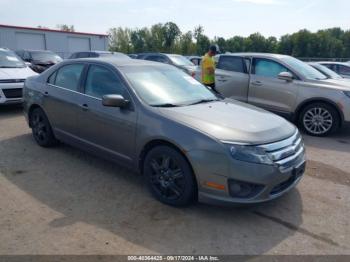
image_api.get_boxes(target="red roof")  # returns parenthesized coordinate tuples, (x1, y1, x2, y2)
(0, 24, 108, 37)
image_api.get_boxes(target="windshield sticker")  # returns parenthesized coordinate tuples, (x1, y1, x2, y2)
(6, 56, 19, 62)
(183, 76, 201, 85)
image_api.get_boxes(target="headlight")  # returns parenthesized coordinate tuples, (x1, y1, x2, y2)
(343, 91, 350, 98)
(226, 144, 274, 165)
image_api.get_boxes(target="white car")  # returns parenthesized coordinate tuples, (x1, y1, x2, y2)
(0, 48, 37, 104)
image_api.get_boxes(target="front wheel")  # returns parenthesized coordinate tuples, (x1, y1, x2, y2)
(299, 102, 340, 137)
(143, 146, 196, 206)
(30, 108, 58, 147)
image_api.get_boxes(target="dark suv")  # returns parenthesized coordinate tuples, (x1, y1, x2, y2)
(15, 50, 63, 73)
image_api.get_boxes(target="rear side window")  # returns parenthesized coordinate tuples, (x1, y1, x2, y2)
(47, 71, 57, 84)
(217, 56, 246, 73)
(252, 58, 290, 78)
(55, 64, 85, 91)
(85, 65, 127, 98)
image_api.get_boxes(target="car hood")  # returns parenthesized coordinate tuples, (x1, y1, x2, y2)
(0, 67, 37, 79)
(309, 78, 350, 91)
(158, 99, 296, 145)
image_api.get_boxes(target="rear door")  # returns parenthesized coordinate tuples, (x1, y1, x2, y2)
(77, 63, 137, 163)
(45, 63, 86, 137)
(248, 57, 298, 115)
(215, 55, 250, 101)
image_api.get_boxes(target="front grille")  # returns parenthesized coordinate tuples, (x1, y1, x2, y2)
(0, 79, 25, 84)
(260, 130, 305, 172)
(2, 88, 23, 98)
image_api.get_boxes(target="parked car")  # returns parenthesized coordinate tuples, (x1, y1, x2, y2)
(137, 53, 197, 77)
(317, 62, 350, 79)
(0, 48, 37, 104)
(127, 54, 138, 59)
(23, 57, 305, 206)
(68, 51, 130, 59)
(15, 50, 63, 73)
(195, 53, 350, 136)
(308, 62, 349, 81)
(186, 56, 202, 66)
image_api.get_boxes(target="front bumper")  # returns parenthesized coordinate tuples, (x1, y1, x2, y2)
(0, 83, 24, 104)
(189, 131, 306, 205)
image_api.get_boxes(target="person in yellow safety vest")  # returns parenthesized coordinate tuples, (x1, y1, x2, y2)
(201, 45, 219, 94)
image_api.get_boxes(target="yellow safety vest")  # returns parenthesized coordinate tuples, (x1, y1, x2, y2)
(201, 53, 215, 85)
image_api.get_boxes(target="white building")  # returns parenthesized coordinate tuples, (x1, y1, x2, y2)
(0, 24, 109, 58)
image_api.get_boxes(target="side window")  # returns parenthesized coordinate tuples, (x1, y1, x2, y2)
(70, 53, 77, 59)
(85, 65, 127, 98)
(55, 64, 85, 91)
(338, 65, 350, 76)
(89, 52, 99, 58)
(77, 52, 90, 58)
(217, 56, 246, 73)
(47, 71, 57, 84)
(146, 55, 168, 63)
(252, 58, 290, 78)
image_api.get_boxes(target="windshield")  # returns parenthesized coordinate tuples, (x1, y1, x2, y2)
(281, 56, 327, 80)
(168, 55, 195, 67)
(123, 67, 217, 106)
(31, 51, 62, 63)
(312, 64, 342, 79)
(0, 50, 26, 68)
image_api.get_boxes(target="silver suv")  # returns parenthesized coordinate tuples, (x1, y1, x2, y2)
(197, 53, 350, 136)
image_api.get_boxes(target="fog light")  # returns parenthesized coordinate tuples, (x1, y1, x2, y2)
(228, 179, 264, 199)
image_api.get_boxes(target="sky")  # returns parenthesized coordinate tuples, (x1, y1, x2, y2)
(0, 0, 349, 39)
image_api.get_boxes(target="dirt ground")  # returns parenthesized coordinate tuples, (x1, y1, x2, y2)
(0, 105, 349, 255)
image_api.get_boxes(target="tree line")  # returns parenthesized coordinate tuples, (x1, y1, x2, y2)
(108, 22, 350, 58)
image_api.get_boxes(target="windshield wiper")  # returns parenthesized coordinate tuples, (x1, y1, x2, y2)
(187, 98, 219, 106)
(150, 103, 180, 108)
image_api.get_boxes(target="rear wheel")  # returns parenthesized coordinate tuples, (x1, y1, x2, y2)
(143, 146, 196, 206)
(299, 102, 340, 137)
(30, 108, 58, 147)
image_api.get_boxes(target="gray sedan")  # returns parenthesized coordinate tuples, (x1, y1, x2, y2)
(23, 58, 305, 206)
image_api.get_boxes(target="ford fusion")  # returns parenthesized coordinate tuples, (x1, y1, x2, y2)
(23, 58, 306, 206)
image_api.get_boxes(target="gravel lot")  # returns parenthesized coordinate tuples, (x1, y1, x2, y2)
(0, 105, 349, 255)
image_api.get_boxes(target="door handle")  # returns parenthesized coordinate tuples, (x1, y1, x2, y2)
(80, 104, 89, 111)
(251, 81, 263, 86)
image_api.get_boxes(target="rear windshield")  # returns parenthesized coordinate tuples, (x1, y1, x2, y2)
(168, 55, 194, 66)
(31, 51, 62, 63)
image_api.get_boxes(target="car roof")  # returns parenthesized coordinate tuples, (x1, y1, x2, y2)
(65, 56, 173, 68)
(221, 52, 290, 59)
(318, 61, 349, 65)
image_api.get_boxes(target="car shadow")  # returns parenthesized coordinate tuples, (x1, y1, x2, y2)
(0, 104, 23, 120)
(0, 133, 306, 254)
(302, 123, 350, 154)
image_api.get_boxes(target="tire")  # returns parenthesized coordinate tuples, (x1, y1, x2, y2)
(29, 108, 58, 147)
(143, 145, 196, 206)
(298, 102, 340, 137)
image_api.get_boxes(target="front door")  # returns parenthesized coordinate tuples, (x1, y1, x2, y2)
(248, 58, 298, 115)
(77, 64, 137, 163)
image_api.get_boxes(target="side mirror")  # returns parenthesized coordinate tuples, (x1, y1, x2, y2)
(102, 94, 129, 108)
(278, 72, 294, 82)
